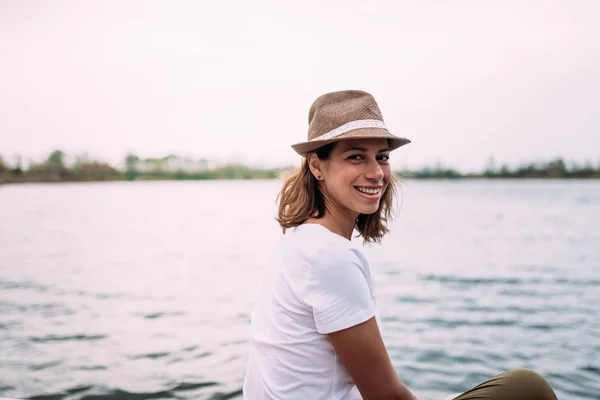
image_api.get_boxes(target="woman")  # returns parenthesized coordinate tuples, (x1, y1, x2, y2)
(242, 90, 557, 400)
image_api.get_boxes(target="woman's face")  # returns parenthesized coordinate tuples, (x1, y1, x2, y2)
(312, 138, 391, 217)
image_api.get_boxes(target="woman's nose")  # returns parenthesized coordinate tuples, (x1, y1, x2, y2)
(365, 158, 384, 181)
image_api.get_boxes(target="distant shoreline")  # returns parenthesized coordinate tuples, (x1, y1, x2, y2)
(2, 151, 599, 184)
(2, 173, 599, 186)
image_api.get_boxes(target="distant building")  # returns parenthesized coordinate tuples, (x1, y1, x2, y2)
(135, 155, 213, 173)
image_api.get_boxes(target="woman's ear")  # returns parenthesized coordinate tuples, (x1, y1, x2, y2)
(307, 153, 323, 180)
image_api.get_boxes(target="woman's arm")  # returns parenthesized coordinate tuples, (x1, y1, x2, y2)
(328, 317, 416, 400)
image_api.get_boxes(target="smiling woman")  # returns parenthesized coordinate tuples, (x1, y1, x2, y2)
(276, 138, 398, 244)
(277, 90, 409, 245)
(241, 90, 558, 400)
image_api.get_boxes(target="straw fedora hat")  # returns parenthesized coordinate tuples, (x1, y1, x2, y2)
(291, 90, 411, 156)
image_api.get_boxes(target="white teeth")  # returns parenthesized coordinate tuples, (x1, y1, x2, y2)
(356, 187, 380, 195)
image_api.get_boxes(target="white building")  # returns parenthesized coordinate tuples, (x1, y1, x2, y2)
(135, 155, 213, 173)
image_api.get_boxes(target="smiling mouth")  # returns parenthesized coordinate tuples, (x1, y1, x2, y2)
(354, 186, 382, 195)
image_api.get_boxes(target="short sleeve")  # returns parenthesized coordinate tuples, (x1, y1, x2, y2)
(301, 248, 375, 334)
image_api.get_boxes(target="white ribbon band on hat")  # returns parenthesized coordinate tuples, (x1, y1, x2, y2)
(310, 119, 387, 142)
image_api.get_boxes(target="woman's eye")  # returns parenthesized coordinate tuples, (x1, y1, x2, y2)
(347, 155, 364, 161)
(378, 155, 390, 162)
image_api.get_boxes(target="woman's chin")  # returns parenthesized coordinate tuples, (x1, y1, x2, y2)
(353, 204, 380, 216)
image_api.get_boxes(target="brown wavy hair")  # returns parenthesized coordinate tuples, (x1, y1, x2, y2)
(276, 142, 399, 244)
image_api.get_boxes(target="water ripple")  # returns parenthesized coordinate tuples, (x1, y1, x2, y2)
(129, 352, 170, 360)
(29, 334, 108, 343)
(415, 317, 518, 328)
(140, 311, 187, 319)
(30, 382, 222, 400)
(0, 279, 49, 291)
(28, 361, 63, 371)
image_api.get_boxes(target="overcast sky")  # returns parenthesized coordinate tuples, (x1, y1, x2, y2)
(1, 0, 599, 172)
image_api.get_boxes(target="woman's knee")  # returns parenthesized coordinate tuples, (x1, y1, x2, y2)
(503, 368, 546, 383)
(453, 368, 557, 400)
(500, 369, 557, 400)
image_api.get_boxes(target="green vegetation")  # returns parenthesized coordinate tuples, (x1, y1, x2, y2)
(128, 164, 282, 181)
(398, 158, 600, 179)
(0, 151, 285, 184)
(482, 158, 600, 179)
(399, 162, 462, 179)
(1, 150, 121, 184)
(1, 150, 599, 185)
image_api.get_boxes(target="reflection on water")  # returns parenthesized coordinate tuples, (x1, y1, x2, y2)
(1, 180, 599, 399)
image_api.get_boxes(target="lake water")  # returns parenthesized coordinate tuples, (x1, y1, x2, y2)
(1, 180, 599, 400)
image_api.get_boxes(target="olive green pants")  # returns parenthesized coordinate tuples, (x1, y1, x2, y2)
(450, 369, 557, 400)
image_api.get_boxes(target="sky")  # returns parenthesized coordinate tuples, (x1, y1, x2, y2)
(1, 0, 599, 172)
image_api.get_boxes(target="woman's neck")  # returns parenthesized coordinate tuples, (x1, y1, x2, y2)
(306, 208, 357, 241)
(304, 185, 358, 240)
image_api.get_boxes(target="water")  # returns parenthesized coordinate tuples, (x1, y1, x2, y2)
(1, 180, 599, 400)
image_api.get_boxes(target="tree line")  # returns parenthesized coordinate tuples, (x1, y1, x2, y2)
(400, 158, 600, 179)
(0, 151, 284, 184)
(1, 150, 599, 184)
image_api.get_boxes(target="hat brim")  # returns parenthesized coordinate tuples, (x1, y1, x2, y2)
(291, 128, 411, 157)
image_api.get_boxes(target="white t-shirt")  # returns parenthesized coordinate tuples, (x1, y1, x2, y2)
(243, 223, 379, 400)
